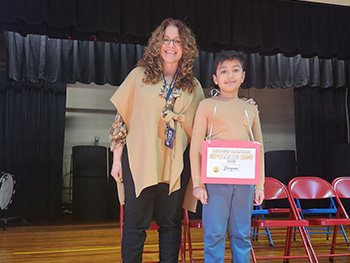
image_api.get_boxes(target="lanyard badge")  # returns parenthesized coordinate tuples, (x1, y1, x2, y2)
(164, 125, 176, 149)
(162, 73, 177, 149)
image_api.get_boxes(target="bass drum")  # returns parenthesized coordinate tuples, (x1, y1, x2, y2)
(0, 172, 15, 211)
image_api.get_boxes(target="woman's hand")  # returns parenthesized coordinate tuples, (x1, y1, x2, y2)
(193, 187, 208, 205)
(254, 189, 264, 206)
(111, 145, 124, 183)
(242, 97, 259, 112)
(111, 159, 123, 183)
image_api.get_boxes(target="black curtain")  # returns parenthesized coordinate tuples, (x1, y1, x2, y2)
(7, 32, 145, 86)
(0, 71, 6, 167)
(243, 54, 350, 89)
(7, 32, 350, 90)
(1, 0, 349, 59)
(0, 71, 66, 221)
(294, 87, 348, 182)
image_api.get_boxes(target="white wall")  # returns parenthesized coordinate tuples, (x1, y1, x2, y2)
(239, 88, 296, 152)
(63, 83, 295, 202)
(63, 83, 117, 203)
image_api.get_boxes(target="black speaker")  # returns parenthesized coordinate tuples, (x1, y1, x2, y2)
(72, 146, 109, 221)
(265, 150, 296, 185)
(329, 144, 350, 180)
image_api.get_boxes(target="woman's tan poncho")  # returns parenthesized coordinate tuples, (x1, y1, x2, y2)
(110, 67, 204, 212)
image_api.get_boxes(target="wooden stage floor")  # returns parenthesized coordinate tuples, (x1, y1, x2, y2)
(1, 217, 349, 262)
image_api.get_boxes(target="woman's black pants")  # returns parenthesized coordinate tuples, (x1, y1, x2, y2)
(121, 148, 190, 263)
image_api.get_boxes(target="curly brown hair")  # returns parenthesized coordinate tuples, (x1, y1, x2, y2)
(137, 18, 198, 93)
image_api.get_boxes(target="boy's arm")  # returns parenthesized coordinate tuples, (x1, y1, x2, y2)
(190, 102, 207, 202)
(252, 108, 265, 194)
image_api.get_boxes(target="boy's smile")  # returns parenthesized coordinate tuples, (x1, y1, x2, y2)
(213, 59, 245, 98)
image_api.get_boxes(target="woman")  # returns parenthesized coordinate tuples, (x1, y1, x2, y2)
(109, 18, 204, 263)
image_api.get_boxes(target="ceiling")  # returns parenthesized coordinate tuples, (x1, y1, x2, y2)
(301, 0, 350, 6)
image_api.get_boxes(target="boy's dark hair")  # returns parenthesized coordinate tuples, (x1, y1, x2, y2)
(213, 50, 244, 74)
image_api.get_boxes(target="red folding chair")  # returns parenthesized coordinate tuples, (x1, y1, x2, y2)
(251, 205, 274, 246)
(120, 205, 185, 263)
(332, 176, 350, 245)
(288, 176, 350, 262)
(292, 176, 348, 243)
(332, 176, 350, 212)
(250, 177, 315, 263)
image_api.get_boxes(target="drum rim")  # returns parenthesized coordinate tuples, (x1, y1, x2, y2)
(0, 172, 16, 211)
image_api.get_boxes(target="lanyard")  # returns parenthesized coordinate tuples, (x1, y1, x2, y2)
(208, 100, 255, 144)
(162, 72, 177, 102)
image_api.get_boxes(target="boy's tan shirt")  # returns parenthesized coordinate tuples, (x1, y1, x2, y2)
(190, 96, 265, 190)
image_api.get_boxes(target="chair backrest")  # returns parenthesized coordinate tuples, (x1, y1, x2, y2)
(264, 177, 289, 200)
(288, 176, 335, 199)
(332, 177, 350, 199)
(262, 177, 302, 220)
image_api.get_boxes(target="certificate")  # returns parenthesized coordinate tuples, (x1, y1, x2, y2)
(201, 140, 261, 185)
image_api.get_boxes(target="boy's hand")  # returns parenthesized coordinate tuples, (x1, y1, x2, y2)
(193, 187, 208, 205)
(254, 189, 264, 206)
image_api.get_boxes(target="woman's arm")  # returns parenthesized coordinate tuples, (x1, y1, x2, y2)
(111, 144, 124, 183)
(109, 112, 127, 182)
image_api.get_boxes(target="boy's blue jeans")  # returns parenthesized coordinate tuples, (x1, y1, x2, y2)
(203, 184, 255, 263)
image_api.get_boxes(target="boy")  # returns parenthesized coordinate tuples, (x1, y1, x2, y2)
(190, 50, 265, 263)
